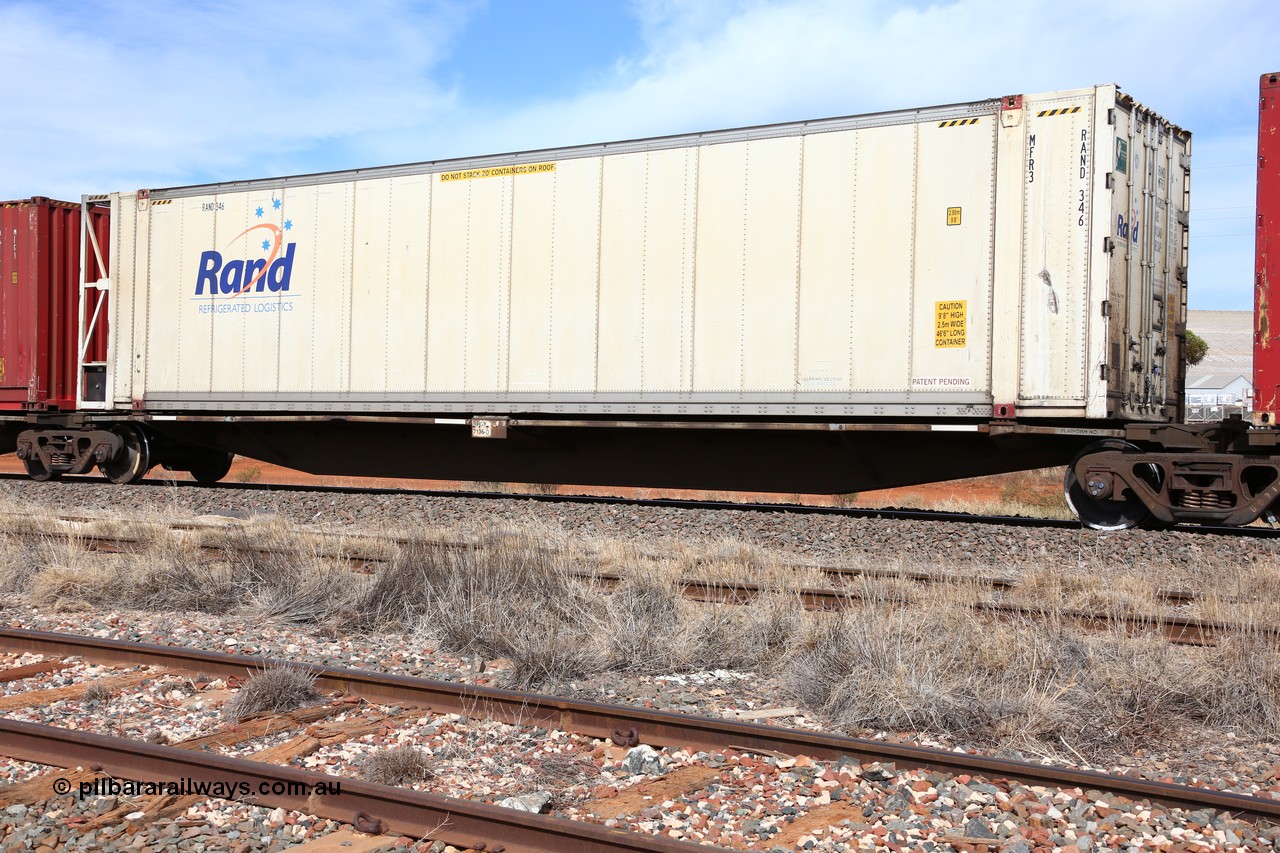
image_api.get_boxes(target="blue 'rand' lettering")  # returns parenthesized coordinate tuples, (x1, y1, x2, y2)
(195, 243, 296, 295)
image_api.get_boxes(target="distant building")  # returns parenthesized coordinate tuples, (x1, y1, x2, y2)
(1183, 311, 1252, 421)
(1185, 373, 1253, 405)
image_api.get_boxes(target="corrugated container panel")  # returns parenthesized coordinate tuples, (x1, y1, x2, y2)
(741, 135, 802, 392)
(850, 123, 916, 392)
(312, 184, 354, 393)
(352, 178, 394, 393)
(597, 147, 696, 392)
(596, 151, 647, 392)
(910, 118, 995, 394)
(385, 175, 432, 393)
(549, 157, 603, 392)
(163, 196, 205, 394)
(509, 165, 556, 392)
(238, 187, 287, 395)
(277, 185, 319, 394)
(0, 198, 108, 411)
(796, 129, 857, 391)
(643, 148, 697, 393)
(425, 178, 469, 391)
(428, 176, 512, 393)
(692, 139, 750, 391)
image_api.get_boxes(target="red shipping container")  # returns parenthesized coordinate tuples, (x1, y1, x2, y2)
(1255, 73, 1280, 421)
(0, 197, 109, 411)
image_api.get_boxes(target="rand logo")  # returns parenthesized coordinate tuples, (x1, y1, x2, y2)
(193, 198, 298, 297)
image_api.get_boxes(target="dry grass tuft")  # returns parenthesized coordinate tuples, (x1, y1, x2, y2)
(785, 605, 1076, 746)
(347, 530, 812, 689)
(27, 534, 239, 615)
(519, 752, 601, 809)
(358, 744, 435, 785)
(1198, 632, 1280, 733)
(1010, 565, 1163, 618)
(337, 539, 454, 633)
(412, 534, 609, 689)
(223, 666, 321, 723)
(81, 682, 115, 705)
(784, 597, 1280, 757)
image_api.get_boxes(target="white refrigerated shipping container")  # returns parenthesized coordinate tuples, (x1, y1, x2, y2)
(94, 83, 1189, 423)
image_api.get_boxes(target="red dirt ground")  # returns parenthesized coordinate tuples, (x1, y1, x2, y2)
(0, 454, 1061, 511)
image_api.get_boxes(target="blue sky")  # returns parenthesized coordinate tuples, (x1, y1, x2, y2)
(1, 0, 1275, 309)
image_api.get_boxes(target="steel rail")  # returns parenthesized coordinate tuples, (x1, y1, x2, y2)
(0, 628, 1276, 822)
(0, 719, 703, 853)
(3, 472, 1276, 538)
(667, 577, 1239, 646)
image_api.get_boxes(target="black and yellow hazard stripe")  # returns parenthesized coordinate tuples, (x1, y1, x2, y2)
(1036, 106, 1083, 117)
(150, 199, 173, 205)
(937, 118, 981, 128)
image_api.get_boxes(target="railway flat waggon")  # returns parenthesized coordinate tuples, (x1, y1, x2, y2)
(5, 77, 1280, 530)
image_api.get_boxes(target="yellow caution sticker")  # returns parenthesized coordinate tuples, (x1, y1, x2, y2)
(0, 357, 4, 382)
(946, 207, 962, 226)
(935, 300, 967, 348)
(1036, 106, 1082, 117)
(937, 118, 980, 128)
(440, 162, 557, 182)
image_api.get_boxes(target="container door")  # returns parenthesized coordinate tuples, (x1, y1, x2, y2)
(0, 204, 37, 409)
(1017, 91, 1098, 412)
(1106, 101, 1190, 420)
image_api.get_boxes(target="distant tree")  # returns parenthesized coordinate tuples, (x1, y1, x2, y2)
(1185, 329, 1209, 366)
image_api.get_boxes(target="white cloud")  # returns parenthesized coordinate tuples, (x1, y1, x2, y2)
(0, 0, 475, 197)
(421, 0, 1272, 152)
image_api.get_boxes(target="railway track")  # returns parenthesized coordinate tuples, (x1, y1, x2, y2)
(0, 510, 1262, 648)
(3, 510, 1259, 649)
(3, 470, 1277, 539)
(0, 627, 1275, 852)
(0, 507, 1200, 600)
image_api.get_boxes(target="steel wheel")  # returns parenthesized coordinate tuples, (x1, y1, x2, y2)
(22, 455, 60, 482)
(1063, 439, 1153, 531)
(189, 451, 233, 485)
(100, 425, 151, 485)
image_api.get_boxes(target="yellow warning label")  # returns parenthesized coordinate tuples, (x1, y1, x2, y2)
(9, 272, 16, 285)
(937, 118, 980, 128)
(946, 207, 962, 226)
(0, 357, 4, 382)
(935, 300, 967, 348)
(440, 162, 557, 182)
